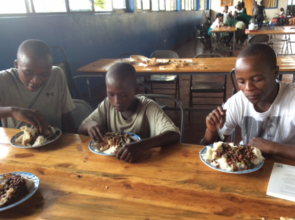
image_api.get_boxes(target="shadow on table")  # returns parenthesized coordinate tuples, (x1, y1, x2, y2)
(0, 190, 44, 218)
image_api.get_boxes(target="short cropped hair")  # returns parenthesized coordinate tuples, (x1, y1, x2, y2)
(17, 39, 52, 60)
(106, 63, 137, 87)
(237, 44, 277, 68)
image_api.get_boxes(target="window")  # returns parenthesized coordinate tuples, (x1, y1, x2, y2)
(166, 0, 177, 11)
(0, 0, 27, 14)
(264, 0, 278, 8)
(33, 0, 67, 13)
(69, 0, 93, 12)
(0, 0, 128, 14)
(181, 0, 195, 10)
(137, 0, 176, 11)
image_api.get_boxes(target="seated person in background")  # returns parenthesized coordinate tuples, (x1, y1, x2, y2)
(0, 39, 76, 134)
(279, 8, 285, 18)
(208, 13, 224, 36)
(200, 44, 295, 161)
(226, 13, 246, 45)
(78, 63, 180, 163)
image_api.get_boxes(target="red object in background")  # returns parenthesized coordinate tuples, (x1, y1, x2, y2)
(272, 18, 277, 23)
(246, 29, 258, 33)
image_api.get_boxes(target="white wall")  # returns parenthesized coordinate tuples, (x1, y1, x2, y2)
(210, 0, 288, 21)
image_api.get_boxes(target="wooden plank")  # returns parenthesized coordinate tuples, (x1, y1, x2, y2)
(211, 27, 237, 33)
(1, 128, 295, 219)
(77, 57, 295, 74)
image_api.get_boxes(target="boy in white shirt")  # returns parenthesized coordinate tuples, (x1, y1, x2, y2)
(201, 44, 295, 160)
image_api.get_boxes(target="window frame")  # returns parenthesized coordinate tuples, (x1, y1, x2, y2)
(0, 0, 130, 16)
(137, 0, 178, 12)
(264, 0, 279, 9)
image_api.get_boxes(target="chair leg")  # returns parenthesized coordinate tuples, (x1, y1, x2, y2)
(188, 89, 192, 119)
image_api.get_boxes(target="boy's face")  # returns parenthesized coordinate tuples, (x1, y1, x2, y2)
(15, 55, 52, 92)
(219, 16, 223, 22)
(224, 7, 228, 12)
(106, 79, 139, 112)
(235, 56, 279, 105)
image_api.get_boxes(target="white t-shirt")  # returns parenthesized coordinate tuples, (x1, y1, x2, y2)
(223, 12, 229, 24)
(0, 66, 75, 129)
(210, 18, 224, 29)
(221, 82, 295, 145)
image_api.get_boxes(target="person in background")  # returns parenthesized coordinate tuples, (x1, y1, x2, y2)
(226, 13, 246, 46)
(241, 2, 247, 14)
(236, 3, 252, 28)
(252, 1, 259, 20)
(279, 8, 285, 18)
(257, 1, 266, 28)
(0, 39, 76, 134)
(200, 44, 295, 161)
(78, 63, 180, 163)
(208, 13, 224, 36)
(223, 6, 230, 24)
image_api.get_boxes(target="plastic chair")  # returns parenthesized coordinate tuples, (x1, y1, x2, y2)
(72, 75, 106, 108)
(189, 53, 226, 116)
(147, 50, 180, 102)
(72, 99, 93, 128)
(248, 35, 273, 47)
(50, 46, 80, 98)
(138, 94, 185, 143)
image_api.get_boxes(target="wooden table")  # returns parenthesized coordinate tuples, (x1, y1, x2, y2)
(245, 29, 295, 35)
(211, 27, 237, 53)
(77, 57, 295, 82)
(1, 128, 295, 219)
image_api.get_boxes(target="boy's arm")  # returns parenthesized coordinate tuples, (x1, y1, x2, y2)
(0, 106, 48, 134)
(248, 137, 295, 160)
(116, 131, 180, 163)
(61, 111, 77, 133)
(78, 121, 107, 142)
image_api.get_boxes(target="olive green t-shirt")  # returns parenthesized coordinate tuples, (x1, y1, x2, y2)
(82, 96, 180, 139)
(0, 66, 75, 129)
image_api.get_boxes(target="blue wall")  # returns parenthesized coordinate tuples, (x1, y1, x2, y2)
(0, 10, 205, 77)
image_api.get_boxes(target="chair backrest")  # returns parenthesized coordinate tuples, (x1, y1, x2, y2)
(150, 50, 179, 58)
(50, 46, 80, 98)
(72, 99, 94, 128)
(138, 94, 185, 143)
(248, 35, 270, 44)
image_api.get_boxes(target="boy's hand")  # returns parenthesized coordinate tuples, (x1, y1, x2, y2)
(11, 107, 48, 134)
(248, 137, 275, 154)
(116, 142, 143, 163)
(206, 106, 226, 133)
(87, 124, 106, 142)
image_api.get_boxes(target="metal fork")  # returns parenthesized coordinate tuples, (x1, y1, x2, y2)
(217, 103, 225, 140)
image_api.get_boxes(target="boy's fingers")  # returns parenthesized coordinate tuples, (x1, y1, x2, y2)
(124, 152, 132, 162)
(116, 147, 124, 159)
(120, 148, 129, 160)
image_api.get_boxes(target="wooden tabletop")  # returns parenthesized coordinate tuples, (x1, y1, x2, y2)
(77, 57, 295, 75)
(245, 29, 295, 35)
(211, 26, 237, 33)
(1, 128, 295, 219)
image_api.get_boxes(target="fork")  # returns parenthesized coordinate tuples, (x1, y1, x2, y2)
(217, 103, 225, 140)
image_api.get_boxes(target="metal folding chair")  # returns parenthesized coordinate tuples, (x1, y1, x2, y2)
(72, 99, 93, 128)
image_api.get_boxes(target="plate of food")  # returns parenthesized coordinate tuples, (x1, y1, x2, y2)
(147, 58, 170, 66)
(199, 142, 265, 174)
(88, 131, 141, 156)
(120, 58, 134, 64)
(130, 55, 149, 64)
(0, 172, 40, 211)
(10, 125, 62, 148)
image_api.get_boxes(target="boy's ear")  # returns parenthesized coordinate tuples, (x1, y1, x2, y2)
(14, 60, 18, 69)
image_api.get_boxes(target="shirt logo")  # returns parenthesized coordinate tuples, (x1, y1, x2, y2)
(47, 92, 54, 97)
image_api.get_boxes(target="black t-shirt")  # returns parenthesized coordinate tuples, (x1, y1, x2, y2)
(257, 5, 264, 16)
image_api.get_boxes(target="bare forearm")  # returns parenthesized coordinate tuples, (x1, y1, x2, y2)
(78, 121, 99, 135)
(0, 106, 15, 119)
(272, 142, 295, 160)
(140, 131, 180, 150)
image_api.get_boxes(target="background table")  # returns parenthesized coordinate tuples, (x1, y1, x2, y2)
(1, 128, 295, 219)
(211, 27, 237, 53)
(78, 57, 295, 82)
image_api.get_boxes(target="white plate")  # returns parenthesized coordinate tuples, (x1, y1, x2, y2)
(120, 58, 134, 64)
(0, 172, 40, 211)
(199, 145, 264, 174)
(88, 132, 141, 156)
(10, 127, 62, 148)
(130, 55, 149, 64)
